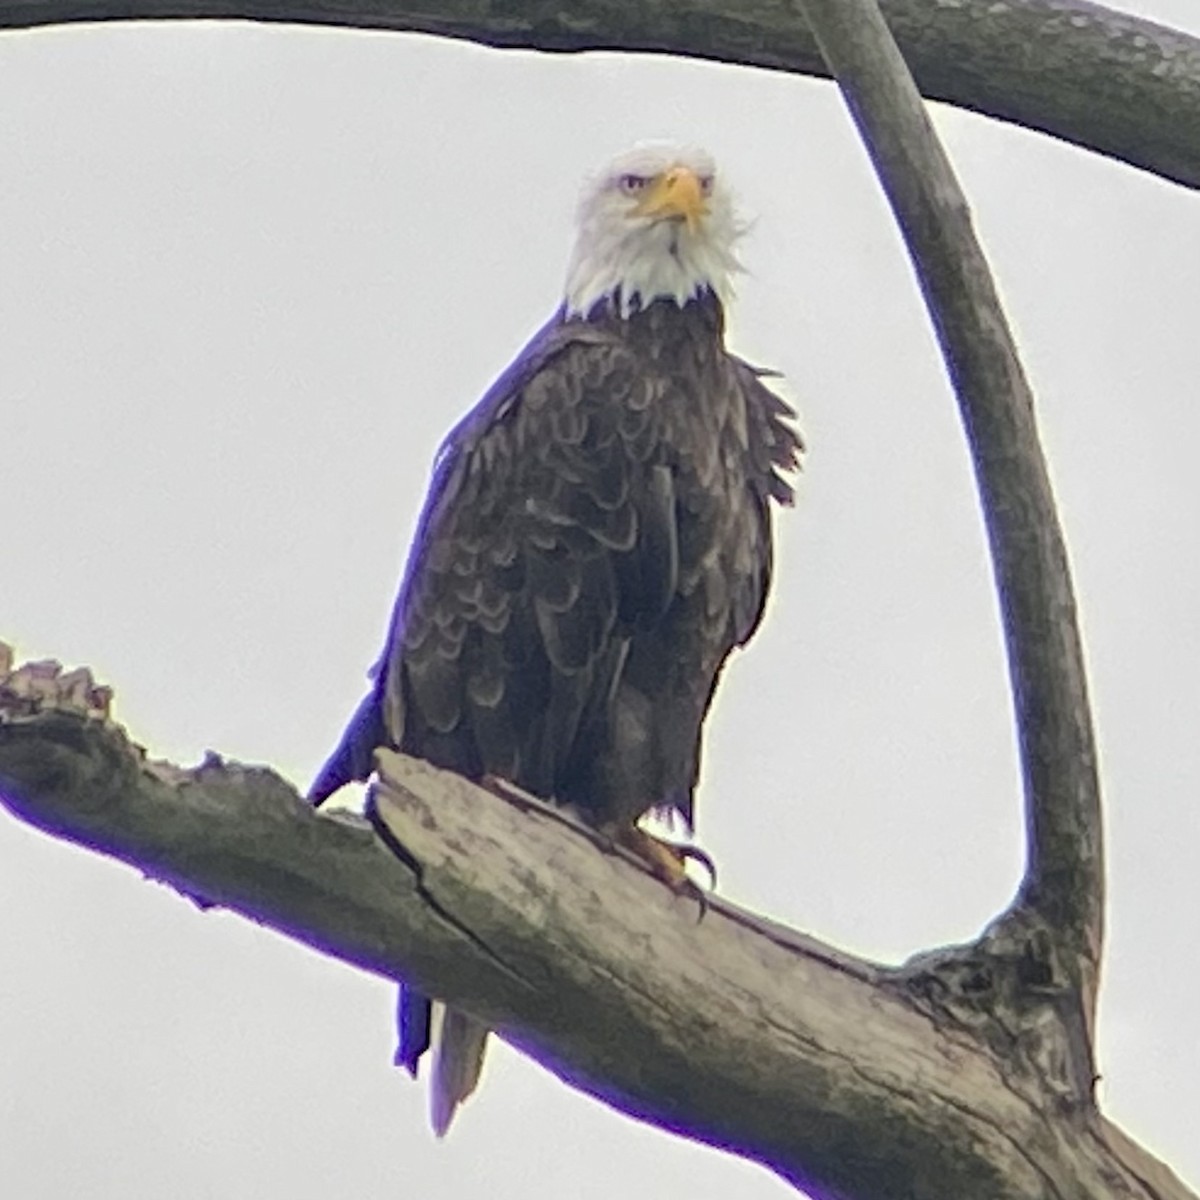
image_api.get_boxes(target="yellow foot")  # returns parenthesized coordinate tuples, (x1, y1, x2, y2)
(611, 825, 716, 916)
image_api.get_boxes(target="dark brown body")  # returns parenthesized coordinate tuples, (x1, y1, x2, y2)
(311, 289, 799, 1075)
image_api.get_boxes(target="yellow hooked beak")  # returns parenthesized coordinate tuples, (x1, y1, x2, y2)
(634, 166, 708, 234)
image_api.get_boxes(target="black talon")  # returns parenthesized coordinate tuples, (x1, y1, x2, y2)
(681, 874, 710, 923)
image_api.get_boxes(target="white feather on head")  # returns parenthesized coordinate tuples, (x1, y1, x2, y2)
(564, 142, 744, 319)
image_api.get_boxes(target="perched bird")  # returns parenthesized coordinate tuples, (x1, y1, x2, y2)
(310, 142, 802, 1135)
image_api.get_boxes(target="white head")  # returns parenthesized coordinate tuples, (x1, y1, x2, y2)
(564, 143, 744, 319)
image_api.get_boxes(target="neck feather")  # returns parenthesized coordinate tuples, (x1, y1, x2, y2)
(564, 219, 739, 319)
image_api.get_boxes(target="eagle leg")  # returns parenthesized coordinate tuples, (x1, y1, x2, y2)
(675, 842, 717, 890)
(479, 775, 716, 913)
(612, 825, 715, 918)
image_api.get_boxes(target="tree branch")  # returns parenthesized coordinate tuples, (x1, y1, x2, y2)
(0, 653, 1192, 1199)
(795, 0, 1105, 1098)
(1, 1, 1197, 191)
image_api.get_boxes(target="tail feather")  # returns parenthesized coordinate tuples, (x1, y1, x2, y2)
(429, 1003, 490, 1137)
(308, 687, 385, 806)
(396, 986, 431, 1076)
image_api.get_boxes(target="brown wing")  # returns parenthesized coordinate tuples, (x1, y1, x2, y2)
(380, 325, 682, 805)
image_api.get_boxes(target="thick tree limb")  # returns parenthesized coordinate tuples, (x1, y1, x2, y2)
(0, 656, 1192, 1199)
(796, 0, 1105, 1100)
(1, 1, 1198, 192)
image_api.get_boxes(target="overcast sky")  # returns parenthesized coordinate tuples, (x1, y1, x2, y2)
(2, 5, 1198, 1197)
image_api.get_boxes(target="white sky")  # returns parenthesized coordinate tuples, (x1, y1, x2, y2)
(2, 4, 1198, 1196)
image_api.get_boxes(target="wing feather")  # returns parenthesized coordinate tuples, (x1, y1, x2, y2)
(374, 323, 679, 794)
(310, 297, 804, 1137)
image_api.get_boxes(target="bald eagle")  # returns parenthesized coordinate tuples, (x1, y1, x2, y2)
(310, 143, 801, 1134)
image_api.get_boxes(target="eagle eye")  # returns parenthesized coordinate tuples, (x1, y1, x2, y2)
(698, 174, 715, 196)
(618, 173, 650, 196)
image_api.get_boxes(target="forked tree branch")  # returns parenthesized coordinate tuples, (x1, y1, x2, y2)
(1, 1, 1198, 191)
(0, 662, 1192, 1200)
(797, 0, 1105, 1070)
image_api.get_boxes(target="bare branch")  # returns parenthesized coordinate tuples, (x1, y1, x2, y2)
(795, 0, 1105, 1081)
(1, 1, 1197, 191)
(0, 654, 1192, 1199)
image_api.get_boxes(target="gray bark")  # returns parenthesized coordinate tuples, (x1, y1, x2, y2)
(1, 1, 1197, 189)
(795, 0, 1105, 1092)
(0, 682, 1191, 1200)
